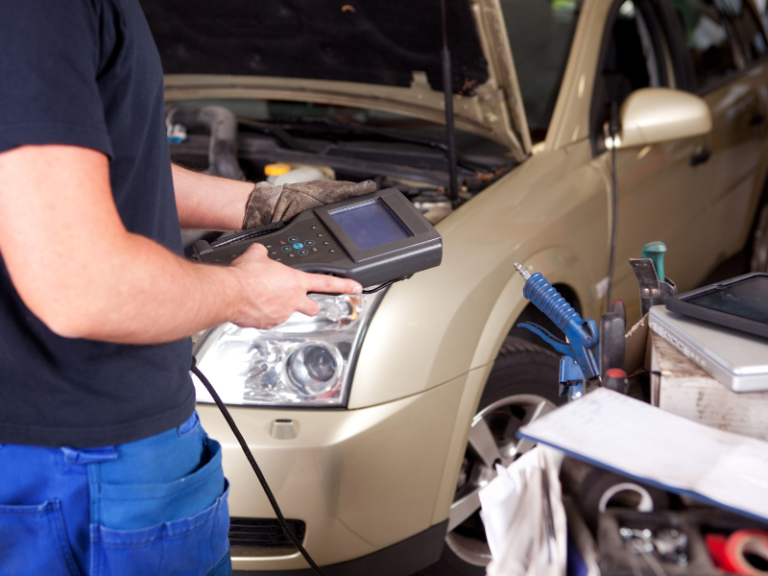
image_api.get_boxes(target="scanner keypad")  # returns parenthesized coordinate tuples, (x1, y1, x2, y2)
(259, 220, 343, 263)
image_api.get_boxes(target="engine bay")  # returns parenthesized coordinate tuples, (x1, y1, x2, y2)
(167, 102, 516, 253)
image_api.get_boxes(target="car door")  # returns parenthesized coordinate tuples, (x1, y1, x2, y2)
(682, 0, 768, 262)
(591, 0, 717, 319)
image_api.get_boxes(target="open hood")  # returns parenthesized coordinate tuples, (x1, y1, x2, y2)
(141, 0, 530, 159)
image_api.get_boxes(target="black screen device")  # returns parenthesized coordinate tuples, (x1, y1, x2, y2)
(665, 273, 768, 339)
(192, 188, 443, 288)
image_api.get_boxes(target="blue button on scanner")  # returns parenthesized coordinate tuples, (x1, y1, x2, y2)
(293, 243, 304, 250)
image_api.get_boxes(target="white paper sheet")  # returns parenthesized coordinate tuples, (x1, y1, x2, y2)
(518, 388, 768, 521)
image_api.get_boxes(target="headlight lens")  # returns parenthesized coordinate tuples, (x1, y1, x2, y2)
(192, 292, 383, 407)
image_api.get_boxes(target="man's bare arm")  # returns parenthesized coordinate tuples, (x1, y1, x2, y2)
(172, 163, 254, 230)
(0, 145, 361, 344)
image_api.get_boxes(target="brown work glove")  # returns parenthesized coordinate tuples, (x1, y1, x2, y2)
(242, 179, 377, 229)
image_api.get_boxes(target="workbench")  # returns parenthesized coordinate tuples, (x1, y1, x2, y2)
(648, 330, 768, 442)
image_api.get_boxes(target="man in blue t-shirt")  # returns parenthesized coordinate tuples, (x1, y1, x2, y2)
(0, 1, 365, 574)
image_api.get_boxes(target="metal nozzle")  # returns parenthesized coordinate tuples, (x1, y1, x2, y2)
(514, 262, 532, 281)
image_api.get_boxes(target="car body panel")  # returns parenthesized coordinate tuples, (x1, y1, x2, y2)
(705, 65, 768, 261)
(545, 0, 610, 152)
(202, 372, 468, 570)
(348, 139, 607, 409)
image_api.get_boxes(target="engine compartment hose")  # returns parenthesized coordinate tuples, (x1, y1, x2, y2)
(167, 106, 245, 181)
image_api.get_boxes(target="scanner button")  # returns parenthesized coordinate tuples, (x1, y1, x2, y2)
(312, 247, 318, 252)
(304, 240, 315, 246)
(323, 241, 330, 245)
(292, 242, 304, 250)
(329, 249, 336, 254)
(289, 253, 295, 258)
(298, 249, 309, 256)
(288, 236, 299, 243)
(311, 226, 317, 230)
(276, 258, 282, 262)
(316, 233, 324, 238)
(281, 246, 292, 253)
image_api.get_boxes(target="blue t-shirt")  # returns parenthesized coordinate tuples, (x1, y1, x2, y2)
(0, 0, 195, 447)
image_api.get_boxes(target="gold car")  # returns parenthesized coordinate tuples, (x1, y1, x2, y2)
(148, 0, 768, 572)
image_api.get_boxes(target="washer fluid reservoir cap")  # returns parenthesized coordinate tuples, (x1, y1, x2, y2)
(264, 163, 292, 177)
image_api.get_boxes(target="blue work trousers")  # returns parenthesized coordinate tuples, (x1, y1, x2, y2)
(0, 412, 231, 576)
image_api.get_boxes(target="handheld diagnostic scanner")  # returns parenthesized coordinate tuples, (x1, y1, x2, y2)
(192, 188, 443, 288)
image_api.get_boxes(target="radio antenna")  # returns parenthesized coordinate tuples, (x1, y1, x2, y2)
(440, 0, 460, 208)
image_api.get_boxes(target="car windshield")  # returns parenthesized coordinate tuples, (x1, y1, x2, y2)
(500, 0, 581, 142)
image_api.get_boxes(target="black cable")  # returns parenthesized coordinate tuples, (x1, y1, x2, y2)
(605, 102, 620, 312)
(361, 275, 410, 294)
(190, 358, 329, 576)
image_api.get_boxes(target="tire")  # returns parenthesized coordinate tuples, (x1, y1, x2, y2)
(414, 337, 564, 576)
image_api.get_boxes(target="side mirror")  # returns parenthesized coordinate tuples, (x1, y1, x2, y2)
(618, 88, 712, 148)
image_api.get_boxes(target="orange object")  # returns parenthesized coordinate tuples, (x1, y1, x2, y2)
(264, 163, 291, 177)
(722, 530, 768, 575)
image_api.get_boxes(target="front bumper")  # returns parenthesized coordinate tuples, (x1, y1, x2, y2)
(198, 373, 472, 572)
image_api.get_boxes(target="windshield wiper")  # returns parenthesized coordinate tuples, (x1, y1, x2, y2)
(259, 118, 506, 172)
(238, 118, 316, 154)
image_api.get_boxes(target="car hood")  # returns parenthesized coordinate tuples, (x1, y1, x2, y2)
(142, 0, 530, 160)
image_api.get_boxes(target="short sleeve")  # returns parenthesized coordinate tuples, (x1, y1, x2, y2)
(0, 0, 113, 157)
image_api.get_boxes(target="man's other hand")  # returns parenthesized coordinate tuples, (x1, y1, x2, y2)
(230, 244, 362, 330)
(242, 180, 376, 229)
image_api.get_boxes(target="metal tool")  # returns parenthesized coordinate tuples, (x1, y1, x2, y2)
(514, 263, 600, 400)
(600, 312, 625, 377)
(630, 242, 677, 316)
(619, 526, 689, 567)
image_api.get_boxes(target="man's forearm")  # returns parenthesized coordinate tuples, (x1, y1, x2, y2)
(172, 164, 254, 230)
(39, 233, 243, 344)
(0, 146, 360, 345)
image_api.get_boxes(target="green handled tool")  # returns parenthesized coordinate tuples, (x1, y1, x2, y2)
(641, 241, 667, 282)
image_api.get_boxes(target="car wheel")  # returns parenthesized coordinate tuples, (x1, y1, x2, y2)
(419, 336, 564, 575)
(749, 201, 768, 272)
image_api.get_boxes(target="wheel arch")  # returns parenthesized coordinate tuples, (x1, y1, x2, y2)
(469, 246, 597, 370)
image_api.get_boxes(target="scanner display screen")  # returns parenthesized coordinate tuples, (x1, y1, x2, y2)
(330, 199, 411, 251)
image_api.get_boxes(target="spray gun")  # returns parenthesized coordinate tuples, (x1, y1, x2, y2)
(513, 263, 600, 401)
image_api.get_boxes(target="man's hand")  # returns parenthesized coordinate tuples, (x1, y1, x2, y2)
(172, 164, 377, 232)
(230, 244, 361, 330)
(242, 179, 376, 229)
(0, 145, 362, 344)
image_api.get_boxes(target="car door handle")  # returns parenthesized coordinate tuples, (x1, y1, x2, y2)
(690, 146, 711, 166)
(750, 112, 766, 126)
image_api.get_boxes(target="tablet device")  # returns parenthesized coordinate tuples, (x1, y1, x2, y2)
(665, 273, 768, 339)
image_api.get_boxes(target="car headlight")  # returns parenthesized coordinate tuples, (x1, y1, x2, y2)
(192, 292, 384, 407)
